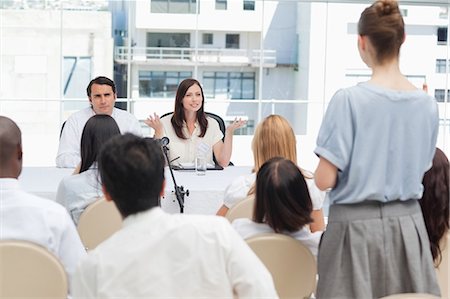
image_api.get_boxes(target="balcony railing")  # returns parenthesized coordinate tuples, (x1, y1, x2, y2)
(115, 46, 277, 67)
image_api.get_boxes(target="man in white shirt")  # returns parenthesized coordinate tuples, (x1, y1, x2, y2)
(72, 133, 278, 298)
(56, 76, 142, 168)
(0, 116, 86, 280)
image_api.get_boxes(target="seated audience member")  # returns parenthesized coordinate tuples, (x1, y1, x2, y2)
(71, 134, 278, 298)
(216, 114, 326, 232)
(56, 114, 121, 224)
(232, 157, 322, 257)
(0, 116, 86, 280)
(144, 78, 245, 167)
(420, 147, 450, 266)
(56, 76, 142, 168)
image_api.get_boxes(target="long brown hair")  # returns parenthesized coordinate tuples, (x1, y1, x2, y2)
(171, 78, 208, 139)
(420, 148, 450, 266)
(253, 157, 313, 233)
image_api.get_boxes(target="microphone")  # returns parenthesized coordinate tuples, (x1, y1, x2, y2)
(158, 136, 188, 213)
(158, 137, 170, 147)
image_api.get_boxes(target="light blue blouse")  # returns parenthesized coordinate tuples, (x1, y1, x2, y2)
(315, 82, 438, 205)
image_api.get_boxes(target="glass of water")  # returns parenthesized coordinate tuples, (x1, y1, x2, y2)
(195, 155, 207, 175)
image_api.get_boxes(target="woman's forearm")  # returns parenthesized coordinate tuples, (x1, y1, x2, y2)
(217, 129, 233, 167)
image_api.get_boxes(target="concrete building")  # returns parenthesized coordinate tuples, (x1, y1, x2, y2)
(0, 2, 113, 165)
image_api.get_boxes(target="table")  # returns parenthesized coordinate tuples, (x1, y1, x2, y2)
(19, 166, 253, 215)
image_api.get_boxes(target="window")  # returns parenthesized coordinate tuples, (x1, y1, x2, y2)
(202, 33, 213, 45)
(436, 59, 447, 73)
(439, 7, 448, 19)
(437, 27, 447, 44)
(63, 57, 91, 98)
(243, 0, 255, 11)
(151, 0, 197, 14)
(225, 34, 240, 49)
(203, 72, 255, 99)
(139, 71, 192, 98)
(216, 0, 227, 10)
(147, 33, 190, 48)
(434, 89, 449, 102)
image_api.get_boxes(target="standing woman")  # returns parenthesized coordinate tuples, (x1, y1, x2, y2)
(314, 1, 440, 298)
(145, 78, 245, 167)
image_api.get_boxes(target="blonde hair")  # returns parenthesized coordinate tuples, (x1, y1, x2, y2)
(248, 115, 313, 195)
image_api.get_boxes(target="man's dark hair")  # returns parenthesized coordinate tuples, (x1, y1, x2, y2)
(98, 133, 165, 218)
(80, 115, 121, 173)
(86, 76, 116, 97)
(253, 157, 313, 233)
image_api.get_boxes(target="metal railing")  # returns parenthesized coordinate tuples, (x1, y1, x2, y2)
(115, 46, 277, 67)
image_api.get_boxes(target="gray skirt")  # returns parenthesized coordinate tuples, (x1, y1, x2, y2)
(316, 200, 440, 299)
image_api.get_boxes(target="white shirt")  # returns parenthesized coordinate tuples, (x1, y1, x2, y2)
(56, 167, 102, 225)
(72, 207, 278, 298)
(232, 218, 323, 257)
(223, 173, 325, 210)
(0, 178, 86, 279)
(56, 107, 142, 168)
(160, 115, 223, 165)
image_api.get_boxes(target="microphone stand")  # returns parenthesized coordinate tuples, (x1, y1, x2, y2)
(161, 145, 189, 213)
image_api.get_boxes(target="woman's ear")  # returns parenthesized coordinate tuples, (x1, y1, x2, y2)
(358, 35, 366, 51)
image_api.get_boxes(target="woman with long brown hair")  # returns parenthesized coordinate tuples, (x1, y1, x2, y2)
(145, 78, 245, 167)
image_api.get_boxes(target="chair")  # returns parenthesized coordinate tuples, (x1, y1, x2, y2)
(379, 293, 441, 299)
(225, 196, 254, 223)
(59, 120, 66, 139)
(246, 233, 317, 298)
(160, 111, 233, 166)
(77, 198, 122, 251)
(0, 240, 68, 298)
(436, 231, 449, 299)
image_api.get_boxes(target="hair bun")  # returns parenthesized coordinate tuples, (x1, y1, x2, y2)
(376, 0, 399, 16)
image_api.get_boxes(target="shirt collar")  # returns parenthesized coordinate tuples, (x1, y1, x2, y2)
(0, 178, 20, 190)
(122, 206, 165, 228)
(182, 120, 200, 137)
(90, 107, 116, 118)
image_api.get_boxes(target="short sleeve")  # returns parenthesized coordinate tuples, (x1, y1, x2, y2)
(223, 174, 255, 209)
(208, 117, 224, 145)
(314, 89, 355, 171)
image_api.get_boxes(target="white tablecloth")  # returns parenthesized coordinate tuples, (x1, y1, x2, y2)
(19, 166, 253, 215)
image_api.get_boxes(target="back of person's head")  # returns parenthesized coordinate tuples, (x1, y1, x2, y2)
(98, 133, 165, 218)
(253, 157, 313, 233)
(0, 116, 22, 178)
(172, 78, 207, 139)
(252, 114, 297, 172)
(86, 76, 116, 97)
(420, 148, 450, 265)
(358, 0, 404, 64)
(79, 115, 121, 173)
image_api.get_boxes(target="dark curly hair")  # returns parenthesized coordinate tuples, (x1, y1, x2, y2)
(420, 148, 450, 266)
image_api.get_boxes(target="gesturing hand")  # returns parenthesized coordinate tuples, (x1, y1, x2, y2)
(144, 113, 164, 138)
(226, 117, 247, 133)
